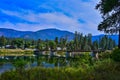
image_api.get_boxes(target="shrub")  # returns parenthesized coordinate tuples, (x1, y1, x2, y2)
(111, 48, 120, 62)
(99, 50, 111, 59)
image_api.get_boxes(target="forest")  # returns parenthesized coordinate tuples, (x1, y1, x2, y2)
(0, 32, 116, 51)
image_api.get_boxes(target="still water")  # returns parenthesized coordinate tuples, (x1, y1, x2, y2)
(0, 63, 14, 74)
(0, 54, 71, 74)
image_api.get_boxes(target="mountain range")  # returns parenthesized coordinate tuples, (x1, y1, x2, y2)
(0, 28, 118, 44)
(0, 28, 74, 40)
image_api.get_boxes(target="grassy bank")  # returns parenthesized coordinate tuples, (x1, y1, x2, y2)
(0, 49, 90, 56)
(0, 49, 34, 56)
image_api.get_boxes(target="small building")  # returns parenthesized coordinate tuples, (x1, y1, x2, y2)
(57, 47, 62, 51)
(5, 45, 16, 49)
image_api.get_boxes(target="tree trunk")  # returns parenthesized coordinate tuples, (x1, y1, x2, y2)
(118, 29, 120, 49)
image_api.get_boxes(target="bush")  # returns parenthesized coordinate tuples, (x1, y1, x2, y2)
(93, 59, 120, 80)
(99, 50, 111, 59)
(111, 48, 120, 62)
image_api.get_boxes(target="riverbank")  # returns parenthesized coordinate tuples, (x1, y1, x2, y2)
(0, 49, 34, 56)
(0, 59, 120, 80)
(0, 48, 120, 80)
(0, 49, 91, 56)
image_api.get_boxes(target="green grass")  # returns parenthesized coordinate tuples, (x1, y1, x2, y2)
(0, 49, 34, 56)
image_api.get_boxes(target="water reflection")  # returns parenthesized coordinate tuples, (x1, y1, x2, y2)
(0, 52, 76, 74)
(0, 56, 56, 74)
(0, 63, 14, 74)
(0, 62, 58, 74)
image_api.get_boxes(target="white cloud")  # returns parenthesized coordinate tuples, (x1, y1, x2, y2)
(0, 0, 102, 35)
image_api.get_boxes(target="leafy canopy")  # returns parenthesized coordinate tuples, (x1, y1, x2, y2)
(96, 0, 120, 33)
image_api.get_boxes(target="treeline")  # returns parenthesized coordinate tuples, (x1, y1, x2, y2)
(67, 32, 116, 51)
(0, 31, 116, 51)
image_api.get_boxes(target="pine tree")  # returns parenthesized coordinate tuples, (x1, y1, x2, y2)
(96, 0, 120, 48)
(0, 36, 7, 47)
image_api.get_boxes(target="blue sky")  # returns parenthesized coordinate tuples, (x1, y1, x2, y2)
(0, 0, 102, 35)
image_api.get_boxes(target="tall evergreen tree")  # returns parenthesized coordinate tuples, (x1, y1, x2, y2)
(74, 31, 79, 50)
(49, 41, 56, 50)
(87, 33, 92, 50)
(0, 36, 7, 47)
(11, 38, 24, 48)
(59, 37, 67, 50)
(78, 33, 83, 50)
(54, 37, 59, 47)
(93, 40, 99, 50)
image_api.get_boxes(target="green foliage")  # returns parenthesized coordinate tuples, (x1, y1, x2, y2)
(11, 39, 24, 48)
(49, 41, 56, 50)
(99, 50, 111, 59)
(0, 36, 7, 47)
(66, 41, 74, 51)
(96, 0, 119, 15)
(24, 41, 31, 48)
(93, 40, 99, 50)
(0, 32, 116, 51)
(96, 0, 119, 31)
(111, 48, 120, 62)
(79, 53, 92, 66)
(13, 59, 27, 69)
(37, 43, 45, 51)
(59, 37, 67, 50)
(0, 49, 120, 80)
(93, 59, 120, 80)
(0, 59, 120, 80)
(96, 0, 120, 48)
(54, 37, 58, 46)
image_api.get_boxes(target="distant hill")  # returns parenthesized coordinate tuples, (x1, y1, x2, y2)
(0, 28, 118, 44)
(0, 28, 74, 40)
(0, 28, 32, 38)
